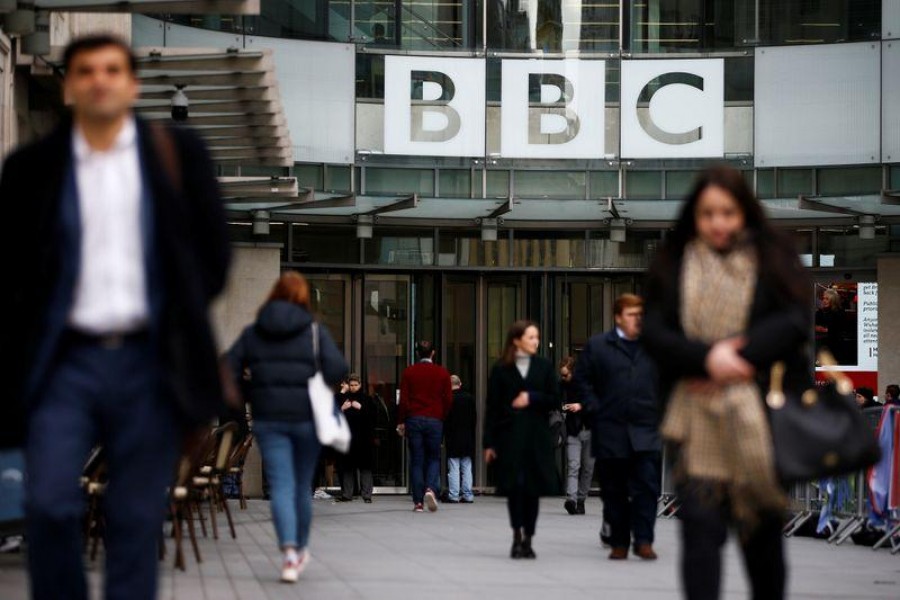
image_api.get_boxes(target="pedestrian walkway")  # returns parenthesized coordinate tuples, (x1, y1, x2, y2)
(1, 496, 899, 599)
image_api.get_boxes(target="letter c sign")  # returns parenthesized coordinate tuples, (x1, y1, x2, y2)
(620, 59, 724, 159)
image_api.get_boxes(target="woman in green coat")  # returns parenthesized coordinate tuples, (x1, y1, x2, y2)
(484, 320, 563, 559)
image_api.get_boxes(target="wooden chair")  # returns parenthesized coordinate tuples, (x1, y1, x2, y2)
(225, 432, 254, 510)
(81, 446, 107, 561)
(167, 428, 216, 570)
(191, 422, 239, 541)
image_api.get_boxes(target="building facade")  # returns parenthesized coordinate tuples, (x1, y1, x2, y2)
(3, 1, 900, 494)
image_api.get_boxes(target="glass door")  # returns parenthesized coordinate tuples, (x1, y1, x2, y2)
(442, 276, 476, 389)
(307, 274, 351, 354)
(481, 277, 524, 488)
(556, 275, 641, 359)
(362, 275, 411, 491)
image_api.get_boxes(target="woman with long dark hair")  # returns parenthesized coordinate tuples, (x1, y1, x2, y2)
(226, 271, 348, 583)
(483, 320, 562, 559)
(642, 165, 810, 600)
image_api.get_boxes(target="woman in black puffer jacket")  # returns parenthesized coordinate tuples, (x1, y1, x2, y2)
(226, 271, 348, 583)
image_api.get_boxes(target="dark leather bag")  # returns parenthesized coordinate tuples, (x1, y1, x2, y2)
(767, 352, 880, 484)
(548, 409, 566, 449)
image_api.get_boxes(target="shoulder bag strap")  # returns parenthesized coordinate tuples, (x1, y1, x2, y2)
(311, 322, 321, 372)
(148, 122, 183, 194)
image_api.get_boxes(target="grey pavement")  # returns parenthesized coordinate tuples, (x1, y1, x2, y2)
(2, 496, 900, 599)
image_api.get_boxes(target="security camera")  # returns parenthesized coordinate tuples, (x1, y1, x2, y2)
(171, 85, 189, 121)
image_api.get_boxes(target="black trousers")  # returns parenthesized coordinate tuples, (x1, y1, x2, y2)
(507, 492, 540, 536)
(596, 451, 661, 548)
(678, 484, 785, 600)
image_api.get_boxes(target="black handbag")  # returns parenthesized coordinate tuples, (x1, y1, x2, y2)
(767, 352, 881, 484)
(548, 409, 566, 449)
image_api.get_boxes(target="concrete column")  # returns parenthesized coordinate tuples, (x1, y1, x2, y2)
(878, 254, 900, 393)
(211, 243, 282, 499)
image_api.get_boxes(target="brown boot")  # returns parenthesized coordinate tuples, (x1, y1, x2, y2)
(633, 543, 658, 560)
(608, 547, 628, 560)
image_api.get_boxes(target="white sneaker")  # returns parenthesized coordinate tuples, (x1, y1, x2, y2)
(280, 550, 310, 583)
(313, 489, 333, 500)
(0, 536, 23, 553)
(281, 560, 299, 583)
(424, 489, 438, 512)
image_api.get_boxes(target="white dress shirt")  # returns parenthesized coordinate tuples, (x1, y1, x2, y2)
(68, 118, 149, 334)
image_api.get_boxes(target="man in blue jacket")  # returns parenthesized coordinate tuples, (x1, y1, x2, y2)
(574, 294, 661, 561)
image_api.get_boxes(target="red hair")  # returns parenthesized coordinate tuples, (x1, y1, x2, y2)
(266, 271, 311, 310)
(614, 293, 643, 316)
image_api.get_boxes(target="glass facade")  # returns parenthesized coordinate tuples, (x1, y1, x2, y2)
(145, 3, 899, 498)
(168, 0, 881, 49)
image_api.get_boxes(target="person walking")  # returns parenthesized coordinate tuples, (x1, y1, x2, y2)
(397, 341, 453, 512)
(574, 294, 661, 560)
(337, 373, 376, 503)
(560, 356, 594, 516)
(226, 272, 348, 583)
(643, 165, 811, 600)
(445, 375, 477, 503)
(484, 321, 562, 559)
(0, 35, 230, 600)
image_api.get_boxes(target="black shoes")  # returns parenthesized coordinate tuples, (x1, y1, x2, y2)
(510, 530, 536, 559)
(564, 499, 577, 515)
(363, 498, 372, 504)
(511, 530, 523, 559)
(576, 500, 586, 515)
(520, 536, 536, 559)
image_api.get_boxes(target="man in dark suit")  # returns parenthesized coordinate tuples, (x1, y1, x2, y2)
(397, 341, 452, 512)
(574, 294, 661, 561)
(0, 35, 230, 599)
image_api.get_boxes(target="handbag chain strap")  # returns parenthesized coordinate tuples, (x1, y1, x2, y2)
(768, 350, 854, 410)
(817, 350, 854, 395)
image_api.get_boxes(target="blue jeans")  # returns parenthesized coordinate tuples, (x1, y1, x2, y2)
(447, 457, 473, 502)
(254, 420, 320, 549)
(406, 416, 442, 504)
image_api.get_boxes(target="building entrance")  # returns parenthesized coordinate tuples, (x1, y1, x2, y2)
(307, 269, 642, 494)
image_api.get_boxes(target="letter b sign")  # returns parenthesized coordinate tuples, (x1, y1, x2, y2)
(384, 56, 485, 157)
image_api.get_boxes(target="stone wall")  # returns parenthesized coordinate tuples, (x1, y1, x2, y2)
(211, 243, 282, 498)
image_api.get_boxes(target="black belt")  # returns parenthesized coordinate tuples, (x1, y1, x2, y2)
(64, 328, 149, 350)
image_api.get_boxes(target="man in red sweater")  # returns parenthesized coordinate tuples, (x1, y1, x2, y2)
(397, 341, 453, 512)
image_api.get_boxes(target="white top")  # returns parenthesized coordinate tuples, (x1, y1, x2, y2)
(68, 118, 149, 335)
(515, 351, 531, 379)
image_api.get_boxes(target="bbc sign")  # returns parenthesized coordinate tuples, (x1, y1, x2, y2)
(384, 57, 724, 160)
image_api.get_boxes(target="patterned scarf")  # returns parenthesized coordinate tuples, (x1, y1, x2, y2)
(661, 238, 786, 528)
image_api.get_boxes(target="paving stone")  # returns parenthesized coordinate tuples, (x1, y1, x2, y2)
(1, 496, 899, 599)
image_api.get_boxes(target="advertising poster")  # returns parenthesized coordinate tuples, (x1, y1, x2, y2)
(814, 282, 878, 392)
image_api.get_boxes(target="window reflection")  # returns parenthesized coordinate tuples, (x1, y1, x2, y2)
(161, 0, 881, 49)
(487, 0, 619, 52)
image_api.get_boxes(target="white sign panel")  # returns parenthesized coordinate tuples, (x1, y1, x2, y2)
(620, 59, 724, 159)
(384, 56, 486, 157)
(754, 43, 880, 167)
(500, 59, 605, 159)
(858, 282, 878, 371)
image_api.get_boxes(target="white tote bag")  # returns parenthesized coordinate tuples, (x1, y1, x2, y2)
(308, 322, 352, 454)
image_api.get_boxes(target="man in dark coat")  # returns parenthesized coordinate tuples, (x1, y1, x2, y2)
(574, 294, 661, 561)
(444, 375, 477, 503)
(0, 35, 230, 599)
